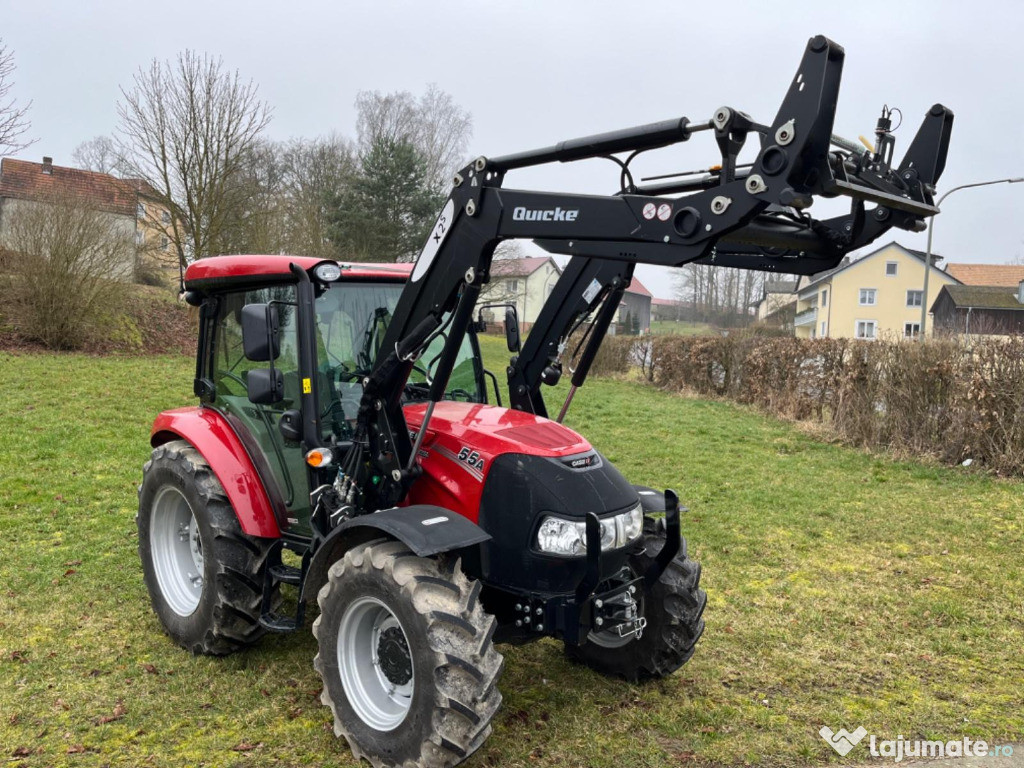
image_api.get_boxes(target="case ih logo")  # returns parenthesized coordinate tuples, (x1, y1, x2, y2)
(563, 454, 597, 469)
(512, 206, 579, 222)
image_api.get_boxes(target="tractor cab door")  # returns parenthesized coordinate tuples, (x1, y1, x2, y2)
(210, 286, 313, 535)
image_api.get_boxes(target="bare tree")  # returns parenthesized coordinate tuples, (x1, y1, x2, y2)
(4, 191, 132, 349)
(116, 51, 271, 269)
(0, 40, 33, 157)
(280, 135, 356, 258)
(71, 135, 123, 175)
(355, 85, 472, 192)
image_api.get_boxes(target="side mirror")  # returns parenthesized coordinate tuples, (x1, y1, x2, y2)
(505, 307, 521, 353)
(241, 304, 280, 362)
(246, 368, 284, 404)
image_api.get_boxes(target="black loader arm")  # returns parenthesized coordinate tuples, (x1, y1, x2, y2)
(348, 34, 952, 511)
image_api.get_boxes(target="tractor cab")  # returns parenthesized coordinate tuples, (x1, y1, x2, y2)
(182, 255, 496, 537)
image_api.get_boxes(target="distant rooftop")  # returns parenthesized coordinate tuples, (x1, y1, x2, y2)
(765, 279, 798, 294)
(944, 263, 1024, 287)
(940, 284, 1024, 311)
(0, 157, 160, 217)
(625, 276, 652, 298)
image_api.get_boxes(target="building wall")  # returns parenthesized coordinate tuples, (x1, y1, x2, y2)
(0, 196, 136, 279)
(795, 244, 957, 340)
(135, 197, 178, 284)
(757, 292, 796, 321)
(615, 292, 651, 333)
(479, 261, 561, 329)
(932, 294, 1024, 336)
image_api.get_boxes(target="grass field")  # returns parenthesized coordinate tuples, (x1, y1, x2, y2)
(1, 350, 1022, 767)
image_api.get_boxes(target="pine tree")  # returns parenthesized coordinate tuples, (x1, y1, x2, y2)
(327, 136, 442, 262)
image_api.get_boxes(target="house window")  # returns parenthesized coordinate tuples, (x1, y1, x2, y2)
(859, 288, 877, 306)
(161, 210, 171, 225)
(161, 236, 170, 250)
(820, 289, 828, 307)
(906, 289, 923, 307)
(855, 320, 877, 339)
(904, 322, 921, 339)
(820, 321, 827, 337)
(886, 261, 898, 276)
(506, 279, 519, 293)
(137, 202, 146, 218)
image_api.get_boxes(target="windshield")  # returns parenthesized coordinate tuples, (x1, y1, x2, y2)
(315, 281, 483, 438)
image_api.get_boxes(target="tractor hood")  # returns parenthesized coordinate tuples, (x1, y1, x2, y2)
(402, 402, 591, 459)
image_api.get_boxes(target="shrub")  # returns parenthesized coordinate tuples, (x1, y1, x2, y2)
(4, 192, 133, 349)
(641, 333, 1024, 475)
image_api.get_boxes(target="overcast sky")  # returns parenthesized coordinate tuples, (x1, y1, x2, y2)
(3, 0, 1022, 297)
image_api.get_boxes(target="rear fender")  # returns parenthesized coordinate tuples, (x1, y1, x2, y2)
(300, 505, 491, 603)
(150, 407, 283, 538)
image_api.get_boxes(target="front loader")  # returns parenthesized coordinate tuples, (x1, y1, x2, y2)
(137, 35, 951, 768)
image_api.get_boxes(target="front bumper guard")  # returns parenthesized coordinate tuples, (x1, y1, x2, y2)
(512, 489, 682, 646)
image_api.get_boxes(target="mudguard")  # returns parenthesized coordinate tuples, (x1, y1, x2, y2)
(301, 505, 491, 603)
(633, 485, 668, 514)
(150, 406, 282, 538)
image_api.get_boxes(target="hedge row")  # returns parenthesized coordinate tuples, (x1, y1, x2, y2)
(597, 332, 1024, 475)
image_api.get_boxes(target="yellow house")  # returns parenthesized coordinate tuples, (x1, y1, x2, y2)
(793, 242, 960, 340)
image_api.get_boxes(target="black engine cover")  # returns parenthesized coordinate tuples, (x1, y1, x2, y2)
(476, 450, 639, 594)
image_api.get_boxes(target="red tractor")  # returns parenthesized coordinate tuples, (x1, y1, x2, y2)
(138, 36, 951, 768)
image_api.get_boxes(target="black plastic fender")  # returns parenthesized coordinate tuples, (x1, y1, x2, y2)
(633, 485, 667, 514)
(300, 505, 491, 603)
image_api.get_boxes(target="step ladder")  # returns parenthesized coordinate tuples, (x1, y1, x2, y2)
(258, 544, 308, 633)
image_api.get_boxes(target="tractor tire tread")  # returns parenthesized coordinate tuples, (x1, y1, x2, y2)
(313, 541, 502, 768)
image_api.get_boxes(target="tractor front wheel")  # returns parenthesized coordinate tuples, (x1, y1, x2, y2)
(137, 439, 277, 655)
(314, 540, 503, 768)
(566, 525, 706, 681)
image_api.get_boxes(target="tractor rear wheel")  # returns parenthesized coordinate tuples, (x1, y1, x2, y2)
(566, 525, 706, 681)
(313, 540, 503, 768)
(137, 439, 278, 655)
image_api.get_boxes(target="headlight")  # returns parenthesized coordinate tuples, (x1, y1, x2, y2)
(536, 504, 644, 557)
(621, 504, 643, 542)
(314, 262, 342, 282)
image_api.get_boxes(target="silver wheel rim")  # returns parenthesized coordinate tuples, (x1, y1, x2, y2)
(337, 596, 414, 731)
(149, 486, 204, 617)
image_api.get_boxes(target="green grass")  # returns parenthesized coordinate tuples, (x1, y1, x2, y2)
(1, 351, 1022, 767)
(650, 320, 715, 336)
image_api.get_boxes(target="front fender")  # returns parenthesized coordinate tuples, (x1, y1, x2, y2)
(150, 406, 282, 538)
(300, 505, 491, 603)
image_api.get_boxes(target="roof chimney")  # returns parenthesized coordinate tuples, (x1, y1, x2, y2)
(42, 157, 52, 175)
(1017, 280, 1024, 305)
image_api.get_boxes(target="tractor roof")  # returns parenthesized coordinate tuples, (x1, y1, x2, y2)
(184, 255, 414, 289)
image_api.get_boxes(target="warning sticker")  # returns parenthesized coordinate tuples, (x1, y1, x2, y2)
(302, 378, 312, 394)
(642, 202, 657, 220)
(657, 203, 672, 221)
(582, 278, 602, 304)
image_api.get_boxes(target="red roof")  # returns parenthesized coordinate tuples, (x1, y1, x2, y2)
(0, 157, 159, 216)
(944, 263, 1024, 287)
(184, 255, 414, 287)
(489, 256, 557, 277)
(625, 276, 652, 298)
(651, 297, 683, 306)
